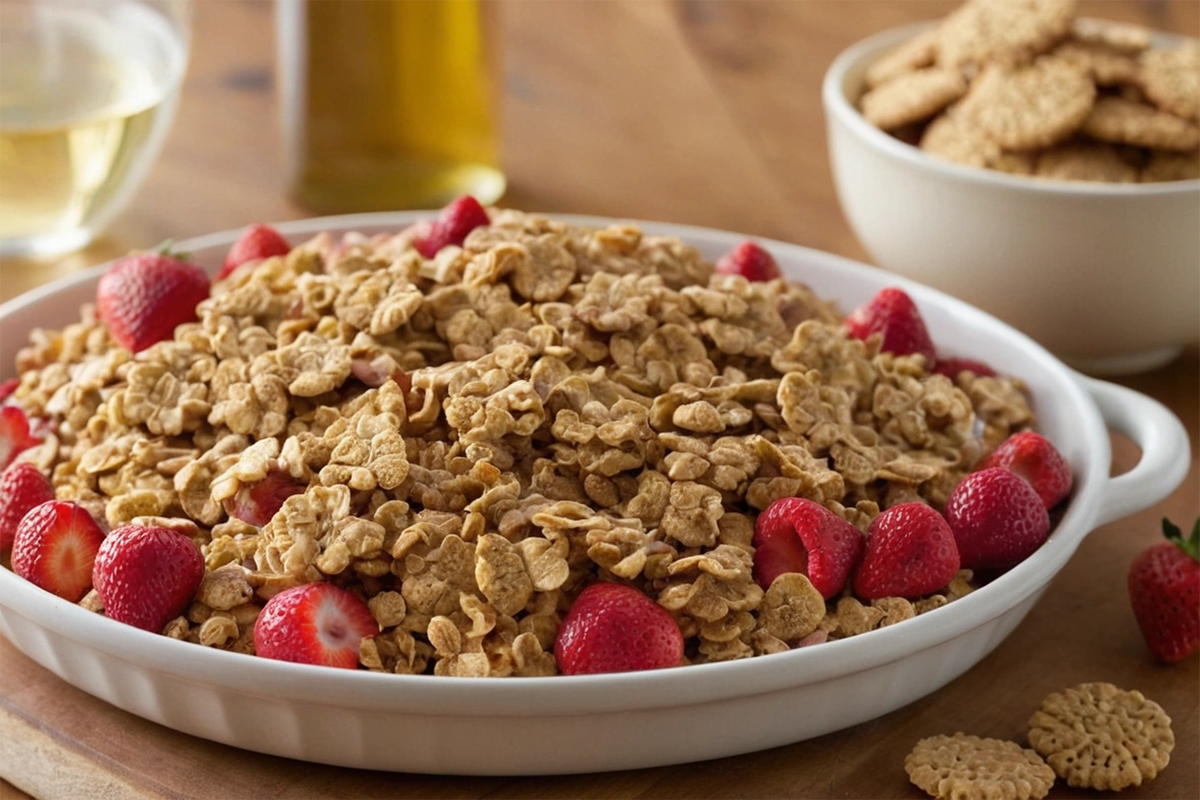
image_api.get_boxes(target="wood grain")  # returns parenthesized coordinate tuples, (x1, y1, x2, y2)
(0, 1, 1196, 797)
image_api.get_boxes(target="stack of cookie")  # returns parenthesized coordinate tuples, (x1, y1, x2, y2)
(859, 0, 1200, 183)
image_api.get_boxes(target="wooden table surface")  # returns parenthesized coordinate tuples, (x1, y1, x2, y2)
(1, 1, 1197, 798)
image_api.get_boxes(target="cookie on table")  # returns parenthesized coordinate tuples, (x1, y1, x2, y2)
(905, 733, 1057, 800)
(1027, 682, 1174, 791)
(1140, 148, 1200, 181)
(1139, 44, 1200, 121)
(866, 28, 940, 89)
(1035, 141, 1138, 182)
(937, 0, 1076, 68)
(861, 67, 969, 130)
(964, 58, 1096, 150)
(1082, 95, 1200, 150)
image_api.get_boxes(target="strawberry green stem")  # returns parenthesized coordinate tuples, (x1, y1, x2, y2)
(1162, 517, 1200, 562)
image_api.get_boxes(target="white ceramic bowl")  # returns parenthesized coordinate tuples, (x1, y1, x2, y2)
(0, 213, 1190, 775)
(823, 22, 1200, 376)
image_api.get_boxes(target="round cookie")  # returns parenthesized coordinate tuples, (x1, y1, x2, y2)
(937, 0, 1076, 68)
(920, 107, 1002, 167)
(1028, 682, 1174, 791)
(1052, 38, 1140, 86)
(866, 28, 940, 89)
(862, 67, 969, 130)
(1082, 95, 1200, 150)
(1069, 17, 1151, 55)
(906, 734, 1057, 800)
(1140, 149, 1200, 182)
(966, 58, 1096, 150)
(1139, 45, 1200, 121)
(1035, 141, 1138, 182)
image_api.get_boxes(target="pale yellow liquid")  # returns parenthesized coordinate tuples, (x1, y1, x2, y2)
(0, 4, 184, 256)
(285, 0, 505, 212)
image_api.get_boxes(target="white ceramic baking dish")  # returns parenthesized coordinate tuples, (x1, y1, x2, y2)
(0, 213, 1189, 775)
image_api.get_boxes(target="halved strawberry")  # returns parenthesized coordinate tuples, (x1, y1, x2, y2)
(223, 469, 306, 527)
(714, 241, 782, 281)
(0, 405, 41, 471)
(0, 463, 56, 552)
(11, 501, 106, 602)
(254, 583, 379, 668)
(93, 525, 206, 632)
(96, 252, 211, 353)
(977, 431, 1072, 509)
(844, 287, 937, 365)
(752, 497, 865, 598)
(217, 223, 291, 281)
(412, 195, 490, 258)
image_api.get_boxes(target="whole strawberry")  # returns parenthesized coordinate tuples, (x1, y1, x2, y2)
(216, 223, 291, 280)
(93, 525, 205, 632)
(0, 463, 56, 552)
(853, 502, 960, 600)
(412, 195, 490, 258)
(844, 286, 937, 365)
(11, 501, 106, 602)
(752, 497, 865, 598)
(1128, 518, 1199, 663)
(254, 583, 379, 668)
(977, 431, 1072, 509)
(714, 241, 782, 281)
(0, 405, 41, 471)
(96, 252, 211, 353)
(555, 582, 683, 675)
(946, 467, 1051, 570)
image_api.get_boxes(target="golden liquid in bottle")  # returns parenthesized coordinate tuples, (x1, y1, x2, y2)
(283, 0, 505, 212)
(0, 5, 184, 256)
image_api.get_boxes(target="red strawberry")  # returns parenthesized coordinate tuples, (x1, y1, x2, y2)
(217, 223, 291, 281)
(0, 463, 56, 552)
(555, 582, 683, 675)
(945, 467, 1050, 570)
(254, 583, 379, 669)
(752, 497, 865, 598)
(714, 241, 782, 281)
(844, 287, 937, 365)
(223, 469, 305, 527)
(11, 501, 106, 602)
(0, 406, 41, 471)
(93, 525, 205, 632)
(1128, 518, 1200, 663)
(96, 253, 211, 353)
(933, 357, 998, 380)
(977, 431, 1072, 509)
(412, 195, 490, 258)
(853, 503, 960, 600)
(0, 378, 19, 403)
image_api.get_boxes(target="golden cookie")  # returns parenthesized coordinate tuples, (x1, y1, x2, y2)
(1082, 95, 1200, 150)
(1036, 141, 1138, 182)
(1069, 17, 1151, 55)
(920, 108, 1001, 167)
(966, 59, 1095, 150)
(992, 150, 1037, 175)
(1028, 682, 1174, 791)
(1140, 148, 1200, 182)
(1139, 44, 1200, 121)
(906, 734, 1057, 800)
(937, 0, 1076, 68)
(1052, 39, 1140, 86)
(862, 67, 969, 130)
(866, 28, 940, 89)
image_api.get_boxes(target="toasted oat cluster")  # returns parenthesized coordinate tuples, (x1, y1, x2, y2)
(860, 0, 1200, 183)
(6, 209, 1034, 675)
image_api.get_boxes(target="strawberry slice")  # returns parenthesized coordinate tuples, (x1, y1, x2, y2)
(0, 463, 56, 552)
(714, 241, 782, 281)
(752, 497, 865, 598)
(11, 501, 106, 602)
(93, 525, 206, 632)
(254, 583, 379, 669)
(853, 502, 960, 600)
(412, 195, 490, 258)
(946, 467, 1051, 571)
(554, 582, 683, 675)
(217, 223, 291, 281)
(977, 431, 1072, 509)
(844, 287, 937, 365)
(96, 253, 211, 353)
(933, 357, 998, 380)
(223, 469, 306, 527)
(0, 405, 41, 471)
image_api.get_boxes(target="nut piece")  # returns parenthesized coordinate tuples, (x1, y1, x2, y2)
(1027, 682, 1174, 790)
(905, 733, 1057, 800)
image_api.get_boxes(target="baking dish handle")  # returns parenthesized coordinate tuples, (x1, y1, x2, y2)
(1084, 377, 1191, 528)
